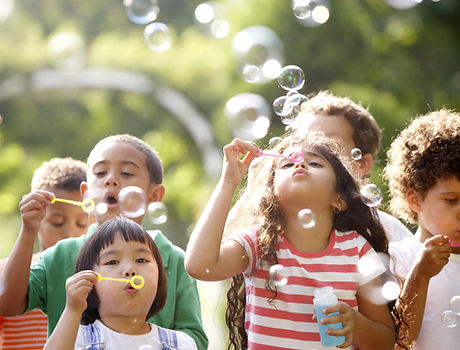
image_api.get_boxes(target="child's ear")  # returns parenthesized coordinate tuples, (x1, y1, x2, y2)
(406, 188, 422, 213)
(147, 184, 165, 203)
(356, 153, 374, 178)
(332, 195, 348, 213)
(80, 181, 88, 198)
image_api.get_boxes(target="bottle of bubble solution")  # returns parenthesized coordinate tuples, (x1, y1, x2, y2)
(313, 286, 346, 347)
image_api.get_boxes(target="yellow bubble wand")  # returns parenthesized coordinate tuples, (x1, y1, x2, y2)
(96, 273, 145, 290)
(51, 195, 95, 213)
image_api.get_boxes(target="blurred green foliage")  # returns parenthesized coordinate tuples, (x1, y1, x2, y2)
(0, 0, 459, 258)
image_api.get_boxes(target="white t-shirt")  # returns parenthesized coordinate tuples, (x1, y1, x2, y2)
(390, 237, 460, 350)
(74, 319, 197, 350)
(378, 210, 412, 243)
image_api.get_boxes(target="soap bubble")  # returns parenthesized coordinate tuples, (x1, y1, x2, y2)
(268, 136, 282, 147)
(381, 280, 400, 301)
(441, 310, 458, 328)
(269, 264, 288, 287)
(144, 22, 171, 52)
(450, 295, 460, 314)
(278, 65, 305, 91)
(96, 202, 108, 215)
(360, 184, 382, 207)
(273, 95, 288, 116)
(385, 0, 420, 10)
(146, 201, 168, 225)
(119, 186, 146, 218)
(232, 26, 284, 84)
(296, 0, 330, 27)
(292, 0, 312, 19)
(225, 93, 271, 140)
(351, 148, 362, 161)
(138, 345, 154, 350)
(242, 64, 262, 83)
(298, 208, 315, 229)
(47, 31, 86, 71)
(194, 2, 229, 39)
(124, 0, 159, 25)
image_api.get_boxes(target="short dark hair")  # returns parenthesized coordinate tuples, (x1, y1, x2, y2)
(31, 157, 86, 191)
(76, 216, 167, 324)
(384, 109, 460, 224)
(88, 134, 163, 184)
(299, 90, 382, 160)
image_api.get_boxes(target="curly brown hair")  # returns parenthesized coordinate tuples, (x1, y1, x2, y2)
(384, 109, 460, 224)
(31, 157, 86, 192)
(224, 133, 405, 349)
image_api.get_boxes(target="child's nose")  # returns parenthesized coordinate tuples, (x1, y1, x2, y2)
(104, 173, 119, 187)
(294, 161, 306, 169)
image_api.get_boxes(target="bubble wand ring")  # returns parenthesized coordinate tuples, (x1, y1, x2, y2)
(51, 195, 95, 213)
(258, 150, 304, 163)
(96, 273, 145, 290)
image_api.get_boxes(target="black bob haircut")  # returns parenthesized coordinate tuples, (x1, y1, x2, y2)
(75, 216, 167, 324)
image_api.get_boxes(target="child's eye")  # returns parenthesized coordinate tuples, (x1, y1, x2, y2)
(281, 162, 294, 168)
(105, 260, 118, 265)
(308, 161, 322, 167)
(94, 171, 106, 177)
(51, 222, 64, 228)
(121, 172, 133, 177)
(136, 258, 149, 263)
(445, 198, 458, 203)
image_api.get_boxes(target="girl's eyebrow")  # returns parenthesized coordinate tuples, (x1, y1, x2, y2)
(100, 249, 120, 259)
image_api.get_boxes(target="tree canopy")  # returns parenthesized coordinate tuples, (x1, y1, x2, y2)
(1, 0, 459, 257)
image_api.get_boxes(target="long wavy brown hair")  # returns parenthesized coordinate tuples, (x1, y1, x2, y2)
(224, 133, 407, 349)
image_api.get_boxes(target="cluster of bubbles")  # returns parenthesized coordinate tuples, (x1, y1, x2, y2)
(76, 185, 168, 225)
(123, 0, 171, 52)
(291, 0, 331, 27)
(194, 1, 229, 39)
(224, 93, 271, 140)
(441, 295, 460, 328)
(273, 65, 308, 127)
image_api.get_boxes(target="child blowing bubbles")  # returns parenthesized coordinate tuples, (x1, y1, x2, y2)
(384, 109, 460, 349)
(0, 135, 207, 350)
(186, 133, 398, 349)
(44, 216, 197, 350)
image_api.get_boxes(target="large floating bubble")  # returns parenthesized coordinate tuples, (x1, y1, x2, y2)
(278, 65, 305, 91)
(144, 22, 171, 52)
(232, 26, 284, 84)
(360, 184, 383, 207)
(441, 310, 458, 328)
(298, 208, 316, 229)
(146, 201, 168, 225)
(225, 93, 271, 140)
(123, 0, 159, 25)
(450, 295, 460, 314)
(119, 186, 146, 218)
(269, 264, 288, 287)
(194, 1, 229, 39)
(292, 0, 312, 20)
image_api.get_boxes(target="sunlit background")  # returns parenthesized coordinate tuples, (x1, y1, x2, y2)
(0, 0, 459, 348)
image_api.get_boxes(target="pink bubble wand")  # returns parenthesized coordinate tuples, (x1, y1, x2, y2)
(258, 150, 304, 163)
(446, 237, 460, 247)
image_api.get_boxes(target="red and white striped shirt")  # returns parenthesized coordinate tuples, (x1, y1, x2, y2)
(230, 229, 385, 350)
(0, 254, 48, 350)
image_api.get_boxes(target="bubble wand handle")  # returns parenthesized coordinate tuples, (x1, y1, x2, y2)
(96, 273, 145, 289)
(447, 237, 460, 247)
(258, 150, 304, 163)
(51, 196, 81, 206)
(51, 195, 95, 213)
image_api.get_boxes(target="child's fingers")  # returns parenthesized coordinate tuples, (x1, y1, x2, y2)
(425, 234, 449, 247)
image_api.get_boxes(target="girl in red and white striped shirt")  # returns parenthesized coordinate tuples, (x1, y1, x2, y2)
(186, 133, 402, 350)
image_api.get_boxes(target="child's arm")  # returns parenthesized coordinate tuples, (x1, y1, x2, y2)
(395, 235, 450, 349)
(43, 270, 98, 350)
(0, 191, 53, 316)
(185, 139, 259, 281)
